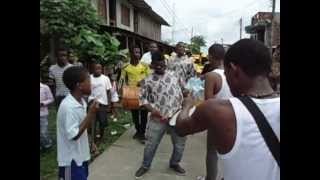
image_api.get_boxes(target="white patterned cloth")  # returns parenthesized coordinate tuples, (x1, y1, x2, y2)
(139, 71, 184, 119)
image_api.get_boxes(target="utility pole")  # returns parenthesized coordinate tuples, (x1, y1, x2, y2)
(240, 17, 243, 39)
(171, 2, 175, 43)
(221, 38, 224, 45)
(270, 0, 276, 50)
(190, 26, 193, 44)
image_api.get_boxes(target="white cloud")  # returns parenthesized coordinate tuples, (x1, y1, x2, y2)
(145, 0, 280, 50)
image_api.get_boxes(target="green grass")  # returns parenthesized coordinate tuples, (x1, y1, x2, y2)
(40, 105, 132, 180)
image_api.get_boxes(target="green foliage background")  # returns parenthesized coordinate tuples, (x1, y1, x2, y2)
(40, 0, 128, 67)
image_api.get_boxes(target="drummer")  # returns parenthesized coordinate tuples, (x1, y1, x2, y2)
(120, 45, 151, 144)
(134, 51, 187, 179)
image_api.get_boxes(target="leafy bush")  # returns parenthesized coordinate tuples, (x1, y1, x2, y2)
(40, 0, 128, 66)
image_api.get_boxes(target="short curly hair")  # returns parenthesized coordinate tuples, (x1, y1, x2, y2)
(208, 44, 225, 60)
(224, 39, 272, 77)
(63, 66, 89, 92)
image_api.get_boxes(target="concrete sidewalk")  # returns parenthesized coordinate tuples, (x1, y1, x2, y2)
(89, 127, 222, 180)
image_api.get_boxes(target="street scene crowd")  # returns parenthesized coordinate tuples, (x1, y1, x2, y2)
(40, 1, 280, 180)
(40, 39, 280, 180)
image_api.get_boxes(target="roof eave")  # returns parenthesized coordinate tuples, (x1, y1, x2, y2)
(128, 0, 170, 26)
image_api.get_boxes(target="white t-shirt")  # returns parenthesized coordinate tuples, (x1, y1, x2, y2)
(88, 74, 112, 105)
(218, 97, 280, 180)
(56, 94, 90, 166)
(141, 52, 152, 65)
(212, 69, 233, 99)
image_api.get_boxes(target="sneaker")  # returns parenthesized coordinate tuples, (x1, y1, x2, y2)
(170, 164, 186, 175)
(43, 144, 52, 150)
(135, 167, 149, 179)
(133, 133, 140, 139)
(196, 176, 206, 180)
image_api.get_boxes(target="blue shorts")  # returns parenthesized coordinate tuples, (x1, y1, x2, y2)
(58, 160, 89, 180)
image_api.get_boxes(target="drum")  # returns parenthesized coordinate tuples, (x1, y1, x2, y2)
(121, 86, 140, 110)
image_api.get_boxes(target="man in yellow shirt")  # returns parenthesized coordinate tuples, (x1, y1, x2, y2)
(121, 46, 150, 144)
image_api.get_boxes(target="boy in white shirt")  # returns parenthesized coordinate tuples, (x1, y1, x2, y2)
(88, 63, 112, 145)
(57, 66, 99, 180)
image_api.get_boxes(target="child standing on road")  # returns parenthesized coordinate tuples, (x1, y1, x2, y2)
(57, 66, 99, 180)
(40, 80, 54, 150)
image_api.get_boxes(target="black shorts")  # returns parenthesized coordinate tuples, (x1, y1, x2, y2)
(96, 104, 108, 128)
(88, 101, 109, 128)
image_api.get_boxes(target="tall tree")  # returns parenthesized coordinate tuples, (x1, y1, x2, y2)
(189, 35, 206, 54)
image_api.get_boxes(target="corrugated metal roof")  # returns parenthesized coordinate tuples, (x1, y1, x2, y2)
(127, 0, 170, 26)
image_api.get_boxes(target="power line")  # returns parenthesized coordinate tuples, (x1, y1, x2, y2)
(205, 0, 261, 20)
(159, 0, 191, 43)
(158, 0, 175, 20)
(159, 0, 188, 30)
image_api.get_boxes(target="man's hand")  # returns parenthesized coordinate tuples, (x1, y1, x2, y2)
(182, 95, 195, 109)
(88, 100, 99, 115)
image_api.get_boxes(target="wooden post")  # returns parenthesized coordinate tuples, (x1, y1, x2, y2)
(125, 36, 129, 49)
(140, 41, 144, 53)
(133, 37, 136, 47)
(240, 18, 243, 39)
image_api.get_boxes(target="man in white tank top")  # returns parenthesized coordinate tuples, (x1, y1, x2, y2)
(198, 44, 233, 180)
(176, 39, 280, 180)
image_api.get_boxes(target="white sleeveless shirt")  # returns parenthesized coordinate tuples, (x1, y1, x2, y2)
(218, 97, 280, 180)
(212, 69, 233, 99)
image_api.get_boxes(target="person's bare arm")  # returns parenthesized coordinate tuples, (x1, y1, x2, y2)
(176, 97, 237, 154)
(204, 72, 222, 100)
(175, 97, 212, 136)
(72, 101, 99, 140)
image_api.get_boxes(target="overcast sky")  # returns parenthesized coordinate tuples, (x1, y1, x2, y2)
(145, 0, 280, 52)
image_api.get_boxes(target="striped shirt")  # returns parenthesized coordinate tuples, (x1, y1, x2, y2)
(49, 63, 73, 96)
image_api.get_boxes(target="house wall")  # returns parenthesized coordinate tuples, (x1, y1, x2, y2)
(251, 12, 280, 47)
(105, 0, 110, 25)
(135, 12, 161, 41)
(272, 14, 280, 46)
(116, 0, 134, 32)
(89, 0, 110, 25)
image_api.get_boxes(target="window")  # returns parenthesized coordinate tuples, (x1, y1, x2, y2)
(98, 0, 107, 22)
(121, 4, 130, 27)
(109, 0, 116, 26)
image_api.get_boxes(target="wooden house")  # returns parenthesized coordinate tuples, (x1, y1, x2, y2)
(245, 12, 280, 49)
(90, 0, 174, 54)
